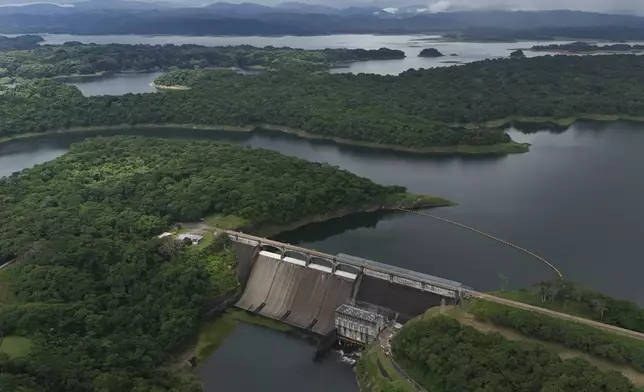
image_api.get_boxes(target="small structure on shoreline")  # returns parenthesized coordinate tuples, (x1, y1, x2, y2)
(177, 233, 204, 245)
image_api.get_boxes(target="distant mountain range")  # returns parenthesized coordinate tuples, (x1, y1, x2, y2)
(2, 1, 644, 39)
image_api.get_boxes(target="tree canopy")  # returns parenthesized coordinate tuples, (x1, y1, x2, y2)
(0, 43, 404, 79)
(393, 315, 639, 392)
(0, 35, 43, 52)
(0, 136, 407, 391)
(470, 300, 644, 373)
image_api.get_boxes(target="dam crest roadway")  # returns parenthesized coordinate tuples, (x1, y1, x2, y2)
(225, 230, 644, 343)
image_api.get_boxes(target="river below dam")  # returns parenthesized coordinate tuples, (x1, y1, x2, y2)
(199, 323, 358, 392)
(1, 121, 643, 391)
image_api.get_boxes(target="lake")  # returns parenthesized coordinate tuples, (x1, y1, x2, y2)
(2, 122, 643, 304)
(63, 71, 163, 96)
(44, 33, 576, 95)
(49, 34, 644, 95)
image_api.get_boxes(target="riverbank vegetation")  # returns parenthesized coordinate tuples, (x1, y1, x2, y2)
(0, 42, 403, 79)
(393, 314, 641, 392)
(357, 341, 416, 392)
(0, 136, 426, 391)
(470, 300, 644, 373)
(496, 280, 644, 335)
(194, 310, 293, 364)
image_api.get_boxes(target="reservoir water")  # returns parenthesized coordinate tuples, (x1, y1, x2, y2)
(47, 34, 644, 95)
(5, 33, 644, 390)
(2, 122, 643, 303)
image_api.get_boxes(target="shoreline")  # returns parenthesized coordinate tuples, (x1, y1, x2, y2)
(463, 113, 644, 130)
(252, 193, 456, 238)
(150, 82, 191, 90)
(0, 123, 529, 155)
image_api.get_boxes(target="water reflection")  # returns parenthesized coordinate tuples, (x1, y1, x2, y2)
(199, 323, 358, 392)
(273, 210, 401, 244)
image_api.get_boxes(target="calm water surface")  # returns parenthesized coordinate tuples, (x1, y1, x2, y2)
(48, 34, 644, 94)
(199, 323, 357, 392)
(2, 122, 643, 303)
(41, 33, 574, 78)
(64, 71, 162, 96)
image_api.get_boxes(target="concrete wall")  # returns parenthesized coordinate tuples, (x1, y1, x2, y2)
(233, 242, 259, 285)
(355, 275, 444, 322)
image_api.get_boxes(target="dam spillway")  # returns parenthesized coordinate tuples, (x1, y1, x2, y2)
(236, 250, 354, 334)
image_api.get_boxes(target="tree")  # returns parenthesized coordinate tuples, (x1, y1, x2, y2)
(498, 273, 508, 292)
(534, 281, 551, 303)
(592, 299, 608, 322)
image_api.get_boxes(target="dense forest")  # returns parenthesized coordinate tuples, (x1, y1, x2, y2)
(0, 43, 403, 79)
(470, 300, 644, 372)
(0, 136, 409, 391)
(4, 54, 644, 150)
(532, 42, 644, 53)
(0, 35, 43, 51)
(392, 316, 639, 392)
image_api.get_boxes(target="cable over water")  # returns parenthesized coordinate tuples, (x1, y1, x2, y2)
(397, 208, 564, 279)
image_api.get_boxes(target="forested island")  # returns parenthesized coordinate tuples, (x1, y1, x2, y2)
(4, 54, 644, 153)
(0, 35, 43, 51)
(531, 41, 644, 53)
(418, 48, 444, 58)
(0, 41, 404, 80)
(0, 136, 445, 391)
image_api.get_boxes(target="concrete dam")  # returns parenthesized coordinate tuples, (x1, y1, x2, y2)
(230, 231, 468, 336)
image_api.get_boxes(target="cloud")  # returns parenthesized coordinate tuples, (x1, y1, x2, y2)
(428, 0, 451, 13)
(420, 0, 643, 14)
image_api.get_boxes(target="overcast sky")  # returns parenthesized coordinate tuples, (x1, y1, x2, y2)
(312, 0, 642, 13)
(0, 0, 641, 14)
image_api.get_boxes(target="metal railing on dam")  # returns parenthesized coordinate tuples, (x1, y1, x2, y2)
(224, 230, 468, 299)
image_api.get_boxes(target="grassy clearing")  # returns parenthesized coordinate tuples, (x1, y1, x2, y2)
(195, 310, 292, 362)
(0, 336, 33, 358)
(417, 304, 644, 387)
(203, 213, 249, 230)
